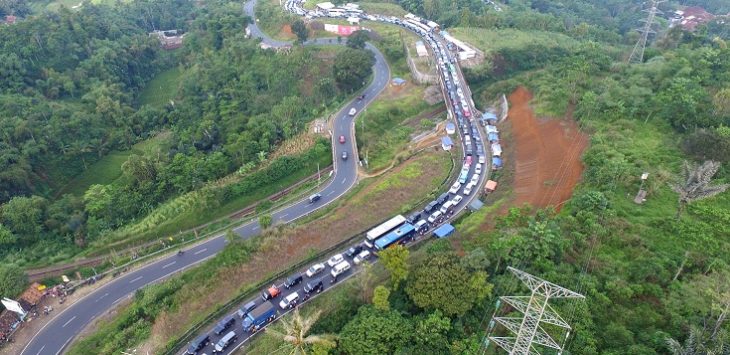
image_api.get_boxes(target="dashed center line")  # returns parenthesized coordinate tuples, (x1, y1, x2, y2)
(162, 261, 176, 269)
(194, 248, 208, 255)
(61, 316, 76, 328)
(95, 292, 109, 303)
(129, 276, 143, 284)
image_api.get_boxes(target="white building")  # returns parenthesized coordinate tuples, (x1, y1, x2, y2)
(316, 2, 335, 11)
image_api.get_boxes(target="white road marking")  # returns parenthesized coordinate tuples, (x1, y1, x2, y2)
(129, 276, 143, 284)
(341, 178, 346, 184)
(95, 292, 109, 303)
(194, 248, 208, 255)
(162, 261, 176, 269)
(252, 225, 259, 231)
(280, 213, 289, 218)
(61, 316, 76, 328)
(35, 345, 45, 355)
(326, 190, 334, 197)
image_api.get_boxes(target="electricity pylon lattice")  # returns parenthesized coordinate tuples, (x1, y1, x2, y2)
(628, 0, 665, 63)
(488, 267, 585, 355)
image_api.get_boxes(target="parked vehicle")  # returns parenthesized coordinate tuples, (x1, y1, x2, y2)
(475, 163, 482, 175)
(213, 316, 235, 335)
(303, 278, 324, 294)
(437, 192, 450, 205)
(213, 331, 237, 353)
(186, 334, 210, 355)
(478, 155, 485, 164)
(414, 219, 429, 233)
(354, 250, 371, 264)
(237, 301, 257, 319)
(451, 195, 463, 205)
(331, 260, 351, 278)
(284, 272, 303, 289)
(463, 182, 474, 195)
(345, 245, 363, 258)
(306, 263, 325, 277)
(327, 254, 344, 267)
(407, 212, 421, 223)
(242, 301, 277, 332)
(423, 200, 439, 214)
(449, 181, 461, 194)
(348, 108, 357, 116)
(471, 173, 480, 184)
(261, 285, 281, 301)
(428, 211, 443, 224)
(439, 201, 454, 215)
(308, 193, 321, 203)
(279, 292, 300, 309)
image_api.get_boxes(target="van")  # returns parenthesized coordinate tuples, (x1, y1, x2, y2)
(437, 192, 450, 205)
(186, 334, 210, 354)
(414, 219, 428, 233)
(303, 279, 324, 294)
(428, 211, 443, 224)
(331, 261, 351, 278)
(423, 200, 439, 214)
(237, 301, 257, 319)
(439, 201, 454, 215)
(279, 292, 299, 309)
(213, 316, 235, 335)
(213, 331, 237, 353)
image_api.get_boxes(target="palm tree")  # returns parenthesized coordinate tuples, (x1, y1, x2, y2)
(266, 308, 336, 355)
(666, 326, 728, 355)
(670, 160, 729, 219)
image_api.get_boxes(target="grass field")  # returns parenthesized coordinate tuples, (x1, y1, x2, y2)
(138, 67, 184, 108)
(449, 27, 579, 57)
(54, 132, 170, 197)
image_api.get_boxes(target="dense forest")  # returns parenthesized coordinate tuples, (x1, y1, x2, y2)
(0, 0, 368, 275)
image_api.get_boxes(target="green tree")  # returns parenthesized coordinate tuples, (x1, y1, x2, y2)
(0, 264, 28, 298)
(372, 285, 390, 311)
(346, 30, 369, 49)
(292, 19, 308, 44)
(0, 224, 16, 247)
(657, 77, 714, 131)
(378, 245, 409, 288)
(266, 308, 336, 355)
(410, 311, 452, 353)
(670, 160, 729, 219)
(406, 253, 493, 316)
(259, 214, 273, 229)
(339, 306, 412, 354)
(333, 49, 375, 93)
(1, 195, 46, 239)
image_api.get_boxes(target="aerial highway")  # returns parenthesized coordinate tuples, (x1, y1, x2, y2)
(176, 1, 493, 354)
(19, 6, 389, 355)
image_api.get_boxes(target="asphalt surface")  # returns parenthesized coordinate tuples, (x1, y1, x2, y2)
(179, 2, 493, 355)
(18, 4, 389, 355)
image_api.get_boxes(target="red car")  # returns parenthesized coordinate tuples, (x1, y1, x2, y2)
(465, 156, 473, 166)
(339, 135, 346, 144)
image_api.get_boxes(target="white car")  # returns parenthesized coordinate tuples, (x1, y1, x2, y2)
(427, 211, 443, 224)
(475, 163, 482, 175)
(449, 182, 461, 194)
(471, 173, 480, 184)
(451, 195, 463, 205)
(348, 108, 357, 116)
(478, 155, 485, 164)
(327, 254, 344, 267)
(353, 250, 371, 265)
(279, 292, 299, 309)
(463, 182, 474, 195)
(331, 261, 351, 277)
(305, 263, 325, 277)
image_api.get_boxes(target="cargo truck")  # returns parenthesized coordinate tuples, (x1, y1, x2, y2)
(242, 301, 277, 332)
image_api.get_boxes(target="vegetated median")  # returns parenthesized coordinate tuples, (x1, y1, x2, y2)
(66, 149, 453, 355)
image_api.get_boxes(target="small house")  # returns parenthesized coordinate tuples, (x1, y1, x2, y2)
(441, 136, 454, 151)
(445, 122, 456, 135)
(484, 180, 498, 193)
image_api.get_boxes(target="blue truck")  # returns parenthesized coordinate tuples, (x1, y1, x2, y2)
(241, 301, 277, 332)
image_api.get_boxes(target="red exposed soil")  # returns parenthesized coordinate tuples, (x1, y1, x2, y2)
(508, 86, 588, 211)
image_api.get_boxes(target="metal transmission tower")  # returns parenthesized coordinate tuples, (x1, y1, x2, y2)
(489, 267, 585, 355)
(628, 0, 665, 63)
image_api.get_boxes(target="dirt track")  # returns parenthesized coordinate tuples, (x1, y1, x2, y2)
(508, 86, 588, 210)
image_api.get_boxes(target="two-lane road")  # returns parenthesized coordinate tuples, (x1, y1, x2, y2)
(19, 8, 390, 355)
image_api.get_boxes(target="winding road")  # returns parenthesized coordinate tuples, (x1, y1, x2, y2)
(20, 0, 490, 354)
(19, 5, 389, 355)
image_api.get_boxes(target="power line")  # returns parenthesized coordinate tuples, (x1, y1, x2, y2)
(488, 267, 585, 355)
(628, 0, 665, 64)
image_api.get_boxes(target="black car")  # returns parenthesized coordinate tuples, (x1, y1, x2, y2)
(345, 245, 363, 258)
(437, 192, 450, 205)
(186, 334, 210, 355)
(407, 212, 421, 223)
(284, 272, 303, 289)
(423, 200, 439, 214)
(303, 279, 324, 294)
(213, 316, 235, 335)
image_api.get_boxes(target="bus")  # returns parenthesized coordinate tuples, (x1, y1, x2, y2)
(374, 223, 416, 250)
(365, 215, 407, 244)
(459, 168, 469, 184)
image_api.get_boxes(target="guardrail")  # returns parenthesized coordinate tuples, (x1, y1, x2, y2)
(164, 151, 456, 354)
